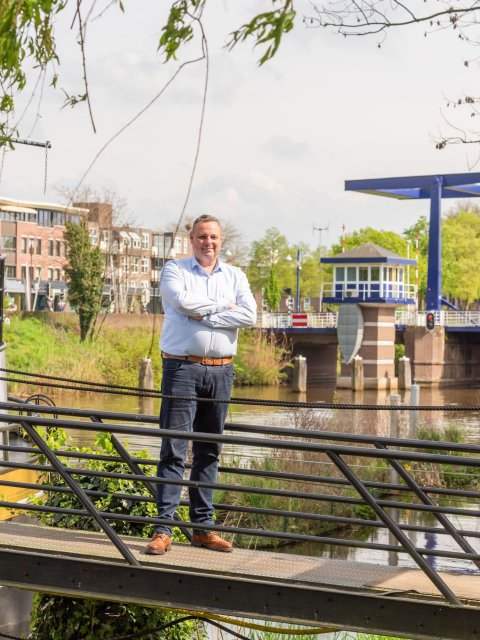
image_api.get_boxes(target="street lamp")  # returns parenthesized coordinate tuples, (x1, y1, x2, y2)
(286, 249, 301, 313)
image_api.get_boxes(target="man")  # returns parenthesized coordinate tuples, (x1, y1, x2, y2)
(146, 214, 257, 555)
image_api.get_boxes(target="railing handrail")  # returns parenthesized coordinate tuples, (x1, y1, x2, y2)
(261, 310, 480, 328)
(1, 400, 480, 607)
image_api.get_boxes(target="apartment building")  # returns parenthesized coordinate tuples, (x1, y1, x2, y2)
(79, 202, 192, 312)
(0, 197, 88, 309)
(1, 197, 193, 311)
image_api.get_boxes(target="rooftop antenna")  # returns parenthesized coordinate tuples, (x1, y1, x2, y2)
(0, 137, 51, 195)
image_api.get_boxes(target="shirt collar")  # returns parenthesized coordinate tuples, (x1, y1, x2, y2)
(190, 255, 223, 273)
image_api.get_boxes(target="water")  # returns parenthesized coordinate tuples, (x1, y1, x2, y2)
(50, 383, 480, 576)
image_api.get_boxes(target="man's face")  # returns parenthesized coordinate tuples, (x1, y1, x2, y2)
(190, 221, 222, 264)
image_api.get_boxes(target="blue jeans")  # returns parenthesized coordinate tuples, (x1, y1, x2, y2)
(155, 358, 234, 536)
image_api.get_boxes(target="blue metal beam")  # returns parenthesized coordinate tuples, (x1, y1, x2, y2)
(426, 177, 443, 311)
(345, 172, 480, 311)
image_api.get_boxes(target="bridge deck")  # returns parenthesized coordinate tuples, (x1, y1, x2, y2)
(1, 521, 479, 603)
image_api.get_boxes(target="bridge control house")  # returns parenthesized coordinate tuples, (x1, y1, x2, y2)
(321, 243, 416, 390)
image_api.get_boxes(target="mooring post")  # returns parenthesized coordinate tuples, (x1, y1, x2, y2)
(390, 394, 400, 486)
(139, 357, 153, 414)
(352, 355, 364, 391)
(398, 356, 412, 390)
(409, 383, 420, 435)
(292, 355, 307, 393)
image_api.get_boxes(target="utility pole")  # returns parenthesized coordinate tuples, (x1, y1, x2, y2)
(313, 223, 328, 312)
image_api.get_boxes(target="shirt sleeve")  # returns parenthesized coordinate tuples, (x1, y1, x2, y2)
(160, 261, 231, 317)
(201, 270, 257, 328)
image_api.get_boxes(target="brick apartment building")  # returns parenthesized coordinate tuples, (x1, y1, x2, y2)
(1, 197, 191, 312)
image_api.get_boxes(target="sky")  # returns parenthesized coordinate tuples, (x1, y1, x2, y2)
(2, 0, 480, 251)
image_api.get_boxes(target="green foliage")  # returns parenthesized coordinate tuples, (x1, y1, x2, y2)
(0, 1, 298, 137)
(264, 266, 281, 311)
(247, 228, 321, 299)
(0, 0, 64, 140)
(412, 424, 480, 490)
(65, 220, 104, 341)
(29, 429, 204, 639)
(30, 596, 202, 640)
(227, 0, 296, 65)
(3, 314, 163, 392)
(235, 329, 289, 385)
(441, 207, 480, 305)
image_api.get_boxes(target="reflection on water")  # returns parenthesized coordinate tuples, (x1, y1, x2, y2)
(54, 383, 480, 575)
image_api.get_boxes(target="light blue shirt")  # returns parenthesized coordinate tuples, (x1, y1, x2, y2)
(159, 256, 257, 357)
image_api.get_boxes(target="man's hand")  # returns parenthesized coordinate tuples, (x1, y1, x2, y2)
(190, 315, 204, 321)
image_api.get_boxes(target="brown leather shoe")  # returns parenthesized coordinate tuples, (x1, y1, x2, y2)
(191, 531, 233, 552)
(145, 533, 172, 555)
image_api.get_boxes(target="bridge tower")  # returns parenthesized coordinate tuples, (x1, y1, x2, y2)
(321, 243, 416, 390)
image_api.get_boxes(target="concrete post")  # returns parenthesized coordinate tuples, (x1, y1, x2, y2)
(138, 357, 153, 415)
(409, 384, 420, 436)
(292, 355, 307, 393)
(398, 356, 412, 390)
(352, 355, 364, 391)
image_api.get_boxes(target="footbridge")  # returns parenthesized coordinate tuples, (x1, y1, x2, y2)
(1, 386, 480, 639)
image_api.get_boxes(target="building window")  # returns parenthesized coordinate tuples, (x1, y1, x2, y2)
(2, 237, 16, 251)
(132, 257, 139, 274)
(36, 238, 42, 254)
(56, 240, 62, 257)
(89, 227, 98, 245)
(371, 267, 380, 281)
(48, 239, 54, 256)
(347, 267, 356, 281)
(5, 266, 16, 278)
(336, 267, 345, 282)
(35, 267, 41, 279)
(48, 268, 53, 280)
(141, 258, 149, 274)
(175, 237, 182, 254)
(21, 266, 27, 279)
(141, 233, 149, 249)
(359, 267, 368, 282)
(54, 269, 61, 280)
(101, 229, 110, 243)
(183, 237, 188, 254)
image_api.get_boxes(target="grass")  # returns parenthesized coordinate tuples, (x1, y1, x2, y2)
(3, 313, 288, 396)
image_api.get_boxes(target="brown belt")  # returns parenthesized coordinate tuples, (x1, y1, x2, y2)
(162, 352, 233, 366)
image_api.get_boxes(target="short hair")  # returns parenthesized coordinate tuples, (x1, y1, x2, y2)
(191, 214, 220, 231)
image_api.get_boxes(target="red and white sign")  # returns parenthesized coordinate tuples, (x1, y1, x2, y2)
(292, 313, 308, 328)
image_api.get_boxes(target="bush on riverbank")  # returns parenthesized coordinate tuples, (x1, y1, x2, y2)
(3, 313, 287, 396)
(29, 430, 205, 640)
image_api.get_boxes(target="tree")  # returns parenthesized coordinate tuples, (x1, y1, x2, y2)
(4, 2, 478, 138)
(441, 206, 480, 305)
(264, 266, 281, 311)
(247, 228, 321, 301)
(65, 220, 104, 341)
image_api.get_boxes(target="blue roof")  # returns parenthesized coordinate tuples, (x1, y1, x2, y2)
(321, 243, 416, 265)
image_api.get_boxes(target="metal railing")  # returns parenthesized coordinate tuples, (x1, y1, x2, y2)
(261, 310, 480, 329)
(0, 399, 479, 606)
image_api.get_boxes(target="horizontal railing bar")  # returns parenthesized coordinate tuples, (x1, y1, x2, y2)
(3, 463, 480, 521)
(3, 400, 480, 455)
(2, 414, 480, 467)
(4, 443, 480, 504)
(5, 478, 480, 539)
